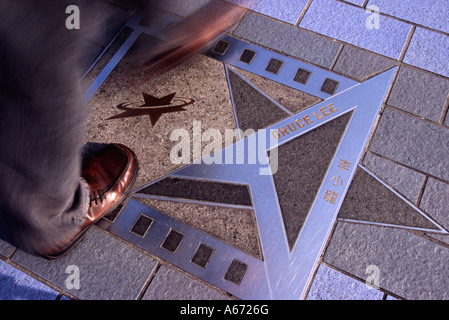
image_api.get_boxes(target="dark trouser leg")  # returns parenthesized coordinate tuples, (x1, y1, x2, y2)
(0, 1, 89, 255)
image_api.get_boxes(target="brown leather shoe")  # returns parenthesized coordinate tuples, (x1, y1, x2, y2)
(144, 0, 249, 79)
(40, 143, 138, 259)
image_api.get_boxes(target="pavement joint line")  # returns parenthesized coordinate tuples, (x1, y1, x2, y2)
(294, 0, 313, 27)
(211, 10, 449, 81)
(240, 2, 449, 76)
(329, 44, 345, 71)
(309, 0, 449, 38)
(344, 165, 449, 235)
(95, 221, 251, 299)
(357, 67, 399, 162)
(3, 3, 449, 300)
(384, 104, 449, 130)
(82, 23, 130, 80)
(1, 255, 73, 300)
(439, 94, 449, 125)
(135, 262, 161, 300)
(398, 25, 416, 62)
(146, 2, 449, 79)
(320, 261, 404, 300)
(367, 150, 449, 189)
(416, 176, 429, 208)
(83, 12, 444, 298)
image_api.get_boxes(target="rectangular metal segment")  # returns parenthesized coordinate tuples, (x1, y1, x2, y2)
(206, 35, 358, 99)
(105, 199, 271, 299)
(83, 10, 396, 299)
(168, 68, 397, 299)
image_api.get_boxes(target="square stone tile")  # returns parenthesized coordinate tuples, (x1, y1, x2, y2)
(306, 264, 383, 300)
(324, 222, 449, 299)
(387, 66, 449, 122)
(11, 228, 158, 300)
(227, 0, 309, 24)
(79, 0, 133, 46)
(333, 45, 397, 81)
(299, 0, 411, 59)
(155, 0, 210, 17)
(234, 12, 341, 68)
(0, 260, 58, 300)
(420, 178, 449, 231)
(0, 239, 15, 258)
(403, 28, 449, 78)
(367, 0, 449, 34)
(141, 264, 231, 300)
(369, 107, 449, 182)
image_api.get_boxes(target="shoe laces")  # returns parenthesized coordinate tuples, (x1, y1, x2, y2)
(89, 189, 104, 207)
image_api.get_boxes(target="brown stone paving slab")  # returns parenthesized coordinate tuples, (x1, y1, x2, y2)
(133, 197, 262, 259)
(137, 177, 252, 206)
(227, 69, 290, 131)
(233, 67, 322, 114)
(84, 34, 237, 189)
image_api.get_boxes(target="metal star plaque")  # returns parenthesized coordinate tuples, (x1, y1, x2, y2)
(85, 11, 447, 300)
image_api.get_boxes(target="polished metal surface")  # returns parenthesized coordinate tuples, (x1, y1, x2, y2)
(85, 10, 447, 300)
(135, 67, 399, 299)
(206, 35, 358, 100)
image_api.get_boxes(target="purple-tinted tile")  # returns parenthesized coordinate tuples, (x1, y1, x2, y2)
(300, 0, 411, 59)
(403, 28, 449, 77)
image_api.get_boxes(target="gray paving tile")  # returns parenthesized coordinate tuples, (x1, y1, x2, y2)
(333, 46, 397, 81)
(299, 0, 411, 59)
(233, 12, 341, 68)
(105, 0, 142, 10)
(367, 0, 449, 34)
(419, 178, 449, 231)
(227, 0, 309, 24)
(155, 0, 210, 17)
(369, 107, 449, 182)
(79, 0, 133, 46)
(0, 260, 58, 300)
(324, 222, 449, 299)
(0, 239, 14, 258)
(142, 264, 231, 300)
(362, 152, 425, 203)
(306, 264, 383, 300)
(11, 228, 158, 300)
(403, 28, 449, 78)
(387, 66, 449, 122)
(86, 36, 237, 189)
